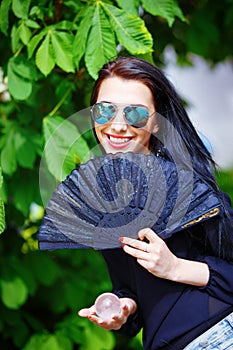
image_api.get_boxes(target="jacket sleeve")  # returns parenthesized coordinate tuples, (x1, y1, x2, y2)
(197, 191, 233, 304)
(198, 256, 233, 304)
(101, 248, 143, 337)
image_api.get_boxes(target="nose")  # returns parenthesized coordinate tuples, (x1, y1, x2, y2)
(110, 110, 128, 132)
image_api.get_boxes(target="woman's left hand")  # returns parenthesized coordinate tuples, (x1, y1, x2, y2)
(120, 228, 178, 280)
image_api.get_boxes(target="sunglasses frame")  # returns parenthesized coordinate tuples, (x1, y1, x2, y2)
(91, 101, 155, 128)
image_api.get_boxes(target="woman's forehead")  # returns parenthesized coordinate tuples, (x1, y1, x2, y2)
(97, 77, 154, 107)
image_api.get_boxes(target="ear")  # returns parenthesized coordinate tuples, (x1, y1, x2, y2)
(152, 122, 159, 134)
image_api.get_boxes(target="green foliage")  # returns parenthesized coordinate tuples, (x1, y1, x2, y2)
(142, 0, 187, 27)
(216, 169, 233, 204)
(43, 115, 90, 181)
(0, 167, 5, 234)
(1, 276, 28, 309)
(0, 0, 232, 349)
(143, 0, 233, 64)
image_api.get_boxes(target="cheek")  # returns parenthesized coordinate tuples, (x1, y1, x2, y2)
(138, 129, 152, 144)
(94, 127, 103, 145)
(141, 123, 155, 137)
(95, 125, 102, 137)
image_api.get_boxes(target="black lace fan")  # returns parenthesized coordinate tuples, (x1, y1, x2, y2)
(38, 152, 222, 250)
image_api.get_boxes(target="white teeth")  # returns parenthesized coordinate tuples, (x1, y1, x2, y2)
(109, 136, 131, 144)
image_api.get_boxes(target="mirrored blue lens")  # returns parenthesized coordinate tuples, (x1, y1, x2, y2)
(124, 106, 149, 128)
(92, 103, 116, 124)
(91, 102, 149, 128)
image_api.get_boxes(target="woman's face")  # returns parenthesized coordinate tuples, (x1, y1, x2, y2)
(94, 77, 159, 154)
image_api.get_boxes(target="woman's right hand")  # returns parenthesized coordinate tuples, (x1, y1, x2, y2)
(78, 296, 137, 331)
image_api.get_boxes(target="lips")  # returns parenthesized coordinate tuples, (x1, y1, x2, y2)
(106, 134, 133, 149)
(109, 135, 132, 144)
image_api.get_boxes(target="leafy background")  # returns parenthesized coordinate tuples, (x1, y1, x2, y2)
(0, 0, 232, 349)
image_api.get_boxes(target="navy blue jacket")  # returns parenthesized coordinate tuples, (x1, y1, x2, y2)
(101, 192, 233, 349)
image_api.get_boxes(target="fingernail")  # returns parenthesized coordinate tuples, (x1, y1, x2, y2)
(122, 244, 125, 249)
(119, 237, 123, 242)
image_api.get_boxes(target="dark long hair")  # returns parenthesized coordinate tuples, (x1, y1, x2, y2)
(90, 56, 233, 259)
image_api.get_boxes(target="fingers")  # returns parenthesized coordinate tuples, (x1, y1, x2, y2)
(138, 227, 163, 244)
(119, 228, 165, 262)
(78, 308, 117, 329)
(120, 229, 176, 280)
(120, 228, 160, 248)
(122, 242, 149, 260)
(120, 236, 149, 252)
(120, 234, 150, 260)
(120, 229, 156, 256)
(78, 298, 135, 332)
(78, 302, 131, 331)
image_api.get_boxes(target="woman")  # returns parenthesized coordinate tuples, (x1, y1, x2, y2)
(78, 57, 233, 349)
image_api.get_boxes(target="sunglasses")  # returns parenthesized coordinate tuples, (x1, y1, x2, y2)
(91, 102, 155, 128)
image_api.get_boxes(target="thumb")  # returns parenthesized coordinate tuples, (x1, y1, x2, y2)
(78, 308, 92, 317)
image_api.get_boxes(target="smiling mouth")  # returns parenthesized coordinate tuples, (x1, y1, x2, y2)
(108, 135, 132, 144)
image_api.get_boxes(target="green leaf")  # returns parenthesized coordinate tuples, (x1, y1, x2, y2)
(0, 128, 17, 175)
(0, 121, 39, 178)
(85, 4, 117, 80)
(0, 199, 6, 234)
(9, 55, 38, 81)
(12, 321, 29, 348)
(0, 167, 5, 234)
(73, 5, 95, 69)
(26, 252, 61, 286)
(57, 315, 115, 349)
(19, 21, 32, 45)
(0, 169, 7, 203)
(0, 276, 28, 309)
(53, 20, 77, 31)
(7, 58, 32, 100)
(13, 170, 39, 215)
(29, 5, 44, 21)
(8, 73, 31, 100)
(83, 322, 115, 350)
(27, 29, 47, 58)
(25, 19, 40, 29)
(11, 23, 21, 53)
(172, 2, 187, 24)
(14, 128, 37, 168)
(23, 334, 72, 350)
(43, 115, 90, 181)
(142, 0, 187, 27)
(103, 3, 153, 54)
(8, 255, 37, 296)
(14, 201, 31, 223)
(0, 167, 3, 195)
(0, 0, 12, 35)
(116, 0, 139, 16)
(64, 0, 82, 12)
(56, 315, 85, 343)
(0, 200, 5, 234)
(51, 31, 75, 73)
(12, 0, 31, 19)
(35, 34, 55, 76)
